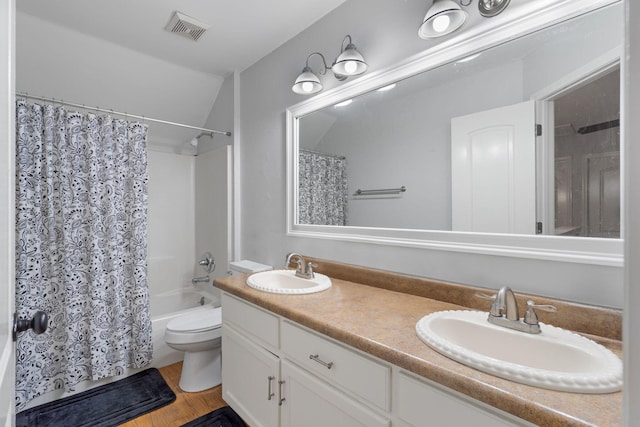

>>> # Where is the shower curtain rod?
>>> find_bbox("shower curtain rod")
[300,148,346,160]
[17,93,232,137]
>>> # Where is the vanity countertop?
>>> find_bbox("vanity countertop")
[214,260,622,427]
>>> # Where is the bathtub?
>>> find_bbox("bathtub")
[150,285,220,368]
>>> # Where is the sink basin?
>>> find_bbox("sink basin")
[415,310,622,393]
[246,269,332,294]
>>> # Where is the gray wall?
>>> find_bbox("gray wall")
[237,0,623,308]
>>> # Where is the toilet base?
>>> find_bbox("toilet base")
[179,348,222,392]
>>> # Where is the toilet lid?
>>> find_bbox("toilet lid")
[166,306,222,333]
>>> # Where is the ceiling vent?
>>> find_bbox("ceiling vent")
[165,12,210,41]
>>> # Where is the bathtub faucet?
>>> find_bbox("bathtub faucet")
[192,275,210,284]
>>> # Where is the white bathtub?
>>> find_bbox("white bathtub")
[150,285,220,368]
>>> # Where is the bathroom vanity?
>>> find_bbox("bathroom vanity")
[214,258,622,426]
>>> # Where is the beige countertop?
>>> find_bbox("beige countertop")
[214,259,622,427]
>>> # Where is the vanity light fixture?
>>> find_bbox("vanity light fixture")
[332,35,368,76]
[418,0,469,39]
[292,35,368,95]
[478,0,511,17]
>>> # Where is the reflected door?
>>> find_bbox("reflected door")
[451,100,536,234]
[585,152,620,238]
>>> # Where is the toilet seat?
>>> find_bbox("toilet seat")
[166,306,222,333]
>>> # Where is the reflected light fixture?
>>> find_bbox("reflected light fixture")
[377,83,397,92]
[334,99,353,108]
[456,52,481,63]
[292,35,368,95]
[418,0,468,39]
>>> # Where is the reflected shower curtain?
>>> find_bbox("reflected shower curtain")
[15,99,152,409]
[299,150,348,225]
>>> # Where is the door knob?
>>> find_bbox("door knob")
[13,311,48,342]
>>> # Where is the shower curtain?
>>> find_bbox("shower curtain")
[14,99,153,409]
[299,150,348,225]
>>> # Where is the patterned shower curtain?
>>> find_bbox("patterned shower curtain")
[299,150,348,225]
[14,99,153,409]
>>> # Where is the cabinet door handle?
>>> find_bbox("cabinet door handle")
[309,354,334,369]
[267,376,275,400]
[278,380,286,406]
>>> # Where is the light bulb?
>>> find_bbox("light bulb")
[344,60,358,74]
[301,82,314,93]
[432,15,451,33]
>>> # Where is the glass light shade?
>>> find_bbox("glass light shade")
[333,44,368,76]
[292,67,323,94]
[418,0,468,39]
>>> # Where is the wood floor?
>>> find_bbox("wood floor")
[119,362,229,427]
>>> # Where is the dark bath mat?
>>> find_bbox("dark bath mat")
[16,368,176,427]
[180,406,245,427]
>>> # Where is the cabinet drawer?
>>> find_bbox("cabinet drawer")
[222,293,279,350]
[281,320,390,411]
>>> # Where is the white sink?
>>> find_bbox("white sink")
[415,310,622,393]
[246,269,332,294]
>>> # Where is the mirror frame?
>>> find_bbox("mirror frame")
[286,0,623,267]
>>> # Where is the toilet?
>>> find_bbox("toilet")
[164,305,222,392]
[164,259,272,392]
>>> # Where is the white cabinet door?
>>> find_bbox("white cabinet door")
[451,100,536,234]
[280,360,390,427]
[222,324,280,427]
[396,371,532,427]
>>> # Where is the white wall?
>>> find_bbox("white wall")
[238,0,624,308]
[624,0,640,423]
[15,11,224,150]
[195,146,231,301]
[201,74,235,154]
[147,151,195,295]
[197,73,235,284]
[522,3,622,97]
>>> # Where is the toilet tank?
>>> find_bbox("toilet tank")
[229,260,272,275]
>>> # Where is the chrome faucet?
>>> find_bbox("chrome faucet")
[285,252,316,279]
[490,286,520,321]
[192,275,210,284]
[478,286,556,334]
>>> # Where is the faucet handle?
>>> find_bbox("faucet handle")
[524,300,557,325]
[475,292,502,317]
[306,262,318,278]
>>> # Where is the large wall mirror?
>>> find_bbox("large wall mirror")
[286,0,623,265]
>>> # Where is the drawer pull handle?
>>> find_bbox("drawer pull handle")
[278,380,286,406]
[309,354,334,369]
[267,375,275,400]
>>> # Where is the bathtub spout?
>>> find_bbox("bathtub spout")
[192,275,210,284]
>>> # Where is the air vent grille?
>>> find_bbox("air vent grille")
[165,12,210,41]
